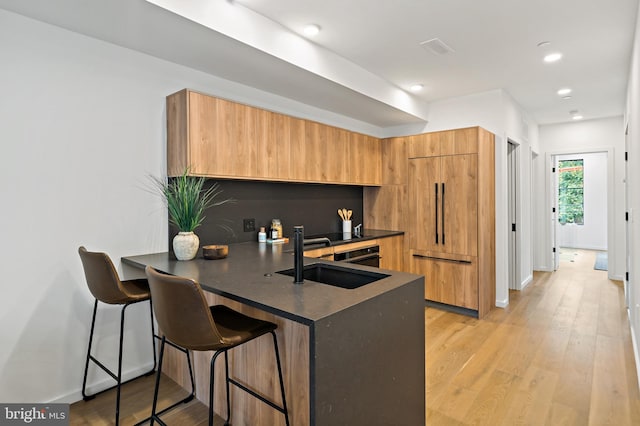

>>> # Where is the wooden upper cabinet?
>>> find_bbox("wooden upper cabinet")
[348,133,382,185]
[408,127,478,158]
[380,137,408,185]
[167,89,381,185]
[408,131,448,158]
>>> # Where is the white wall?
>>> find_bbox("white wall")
[0,9,400,403]
[422,89,538,307]
[534,117,625,280]
[557,152,608,251]
[625,0,640,388]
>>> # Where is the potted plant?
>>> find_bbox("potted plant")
[151,168,230,260]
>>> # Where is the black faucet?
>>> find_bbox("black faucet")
[293,226,332,284]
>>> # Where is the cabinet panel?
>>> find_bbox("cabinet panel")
[411,254,478,310]
[441,154,478,256]
[378,235,404,271]
[288,116,307,181]
[233,101,258,177]
[381,137,408,185]
[257,109,278,179]
[409,158,441,253]
[167,89,381,185]
[349,133,382,185]
[441,127,478,156]
[187,92,230,176]
[408,132,446,158]
[408,127,479,158]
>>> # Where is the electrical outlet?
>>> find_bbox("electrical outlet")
[243,218,256,232]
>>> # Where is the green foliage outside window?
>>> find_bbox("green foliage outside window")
[558,159,584,224]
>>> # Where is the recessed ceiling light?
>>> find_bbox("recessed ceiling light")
[572,115,583,120]
[303,24,321,36]
[410,84,424,92]
[557,88,572,96]
[544,52,563,63]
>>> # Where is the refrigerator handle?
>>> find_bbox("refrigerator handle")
[441,182,445,245]
[434,183,439,244]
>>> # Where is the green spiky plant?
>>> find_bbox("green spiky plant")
[151,168,231,232]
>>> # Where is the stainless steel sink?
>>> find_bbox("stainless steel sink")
[277,263,389,289]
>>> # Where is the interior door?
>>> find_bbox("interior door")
[625,124,631,308]
[551,156,560,270]
[409,157,440,252]
[441,154,478,256]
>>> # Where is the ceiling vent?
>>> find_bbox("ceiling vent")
[420,38,455,55]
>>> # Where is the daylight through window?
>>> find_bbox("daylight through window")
[558,159,584,224]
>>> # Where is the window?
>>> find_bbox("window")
[558,159,584,224]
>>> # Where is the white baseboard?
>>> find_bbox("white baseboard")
[495,297,509,308]
[520,274,533,290]
[533,266,554,272]
[48,362,155,404]
[630,319,640,394]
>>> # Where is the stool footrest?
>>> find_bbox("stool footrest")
[228,377,287,414]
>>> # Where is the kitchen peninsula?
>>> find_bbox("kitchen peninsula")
[122,239,425,425]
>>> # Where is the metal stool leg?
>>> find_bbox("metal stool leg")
[150,337,167,426]
[271,331,290,426]
[224,351,231,426]
[138,339,196,426]
[210,351,225,426]
[82,299,159,425]
[81,299,99,401]
[148,299,157,373]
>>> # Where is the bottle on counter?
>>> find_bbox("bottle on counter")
[258,227,267,243]
[271,219,283,239]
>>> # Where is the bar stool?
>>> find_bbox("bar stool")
[144,266,290,426]
[78,247,195,425]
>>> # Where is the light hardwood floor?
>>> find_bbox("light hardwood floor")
[427,249,640,425]
[72,249,640,425]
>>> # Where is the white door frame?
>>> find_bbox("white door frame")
[507,140,521,289]
[546,147,615,278]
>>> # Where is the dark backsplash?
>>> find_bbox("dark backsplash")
[169,179,364,247]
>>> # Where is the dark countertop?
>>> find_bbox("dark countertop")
[122,229,419,326]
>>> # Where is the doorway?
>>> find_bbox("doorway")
[550,150,610,272]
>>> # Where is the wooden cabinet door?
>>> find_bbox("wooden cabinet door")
[349,133,382,185]
[187,92,231,176]
[441,154,478,257]
[411,254,478,309]
[378,235,404,271]
[408,158,440,252]
[408,131,450,158]
[232,101,258,177]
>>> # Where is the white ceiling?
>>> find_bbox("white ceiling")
[1,0,638,128]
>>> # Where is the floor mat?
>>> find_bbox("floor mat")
[594,251,608,270]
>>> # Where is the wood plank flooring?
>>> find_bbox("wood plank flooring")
[427,249,640,425]
[69,373,216,425]
[71,249,640,425]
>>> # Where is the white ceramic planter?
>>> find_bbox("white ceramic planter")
[173,231,200,260]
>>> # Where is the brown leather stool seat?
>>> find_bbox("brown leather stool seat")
[78,247,195,425]
[145,265,290,426]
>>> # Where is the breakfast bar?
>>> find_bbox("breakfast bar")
[122,241,425,426]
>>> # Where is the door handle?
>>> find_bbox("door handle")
[441,182,445,245]
[434,183,439,244]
